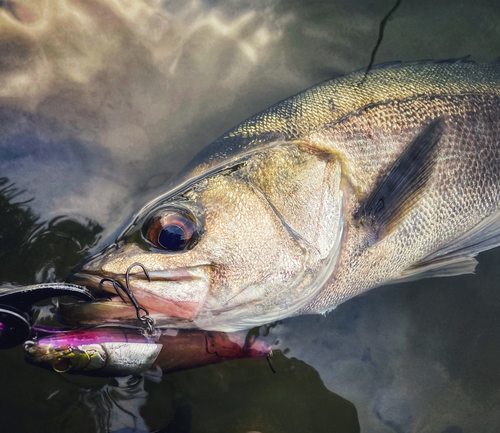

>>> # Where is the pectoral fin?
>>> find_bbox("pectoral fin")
[390,256,478,285]
[423,209,500,261]
[391,209,500,284]
[355,117,445,241]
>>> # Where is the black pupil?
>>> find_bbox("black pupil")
[158,224,186,250]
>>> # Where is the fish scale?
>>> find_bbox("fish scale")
[304,92,500,311]
[182,61,500,187]
[218,61,500,138]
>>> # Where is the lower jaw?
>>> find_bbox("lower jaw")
[67,273,206,322]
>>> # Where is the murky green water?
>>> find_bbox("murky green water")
[1,0,500,432]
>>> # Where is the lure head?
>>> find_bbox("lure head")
[24,340,107,373]
[24,330,163,376]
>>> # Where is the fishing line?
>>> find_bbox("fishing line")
[360,0,403,85]
[266,353,276,374]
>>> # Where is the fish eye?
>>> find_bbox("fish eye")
[143,207,198,251]
[53,356,72,373]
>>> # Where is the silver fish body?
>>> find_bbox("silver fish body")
[69,59,500,331]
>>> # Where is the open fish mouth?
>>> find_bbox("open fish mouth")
[67,264,212,326]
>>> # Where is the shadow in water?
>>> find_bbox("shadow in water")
[77,351,360,433]
[0,347,360,433]
[0,178,103,286]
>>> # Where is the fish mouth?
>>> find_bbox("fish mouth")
[67,265,212,324]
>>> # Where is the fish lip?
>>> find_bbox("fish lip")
[67,268,203,296]
[66,267,211,322]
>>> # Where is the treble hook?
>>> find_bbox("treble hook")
[99,278,128,304]
[100,262,156,334]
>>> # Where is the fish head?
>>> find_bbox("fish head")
[70,142,346,331]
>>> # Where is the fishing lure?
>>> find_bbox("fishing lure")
[24,326,272,376]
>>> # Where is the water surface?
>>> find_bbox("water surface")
[1,0,500,432]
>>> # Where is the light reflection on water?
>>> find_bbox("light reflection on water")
[80,376,151,433]
[1,0,500,432]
